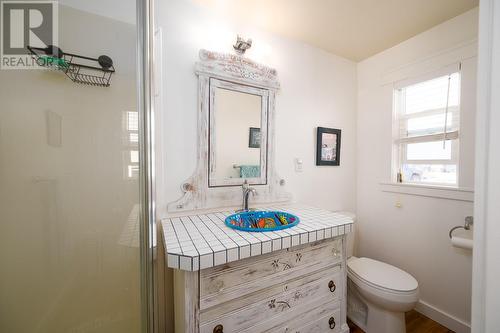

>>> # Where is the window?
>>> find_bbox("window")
[125,111,139,179]
[394,69,461,186]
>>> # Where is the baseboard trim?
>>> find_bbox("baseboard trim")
[415,300,470,333]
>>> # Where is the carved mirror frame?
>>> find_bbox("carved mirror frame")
[167,49,291,213]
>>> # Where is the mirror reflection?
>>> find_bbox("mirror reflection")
[213,87,263,182]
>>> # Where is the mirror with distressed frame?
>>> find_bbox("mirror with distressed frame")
[209,78,268,187]
[167,49,290,212]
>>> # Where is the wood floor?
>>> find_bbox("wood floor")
[348,310,454,333]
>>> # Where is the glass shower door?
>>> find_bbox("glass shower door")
[0,1,146,332]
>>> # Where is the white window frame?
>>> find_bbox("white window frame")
[393,63,462,187]
[124,111,139,180]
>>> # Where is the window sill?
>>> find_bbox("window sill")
[379,182,474,202]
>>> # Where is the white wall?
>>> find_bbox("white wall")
[356,8,478,333]
[155,0,358,218]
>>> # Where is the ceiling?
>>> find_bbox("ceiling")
[60,0,479,61]
[194,0,479,61]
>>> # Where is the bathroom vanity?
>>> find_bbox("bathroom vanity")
[161,50,353,332]
[161,204,354,333]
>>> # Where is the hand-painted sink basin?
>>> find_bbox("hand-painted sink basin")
[225,210,300,232]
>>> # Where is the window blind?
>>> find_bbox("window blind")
[393,65,461,186]
[396,72,460,144]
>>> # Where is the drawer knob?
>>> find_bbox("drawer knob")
[213,324,223,333]
[328,280,336,293]
[329,317,336,329]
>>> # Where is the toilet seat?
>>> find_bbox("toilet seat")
[347,257,418,293]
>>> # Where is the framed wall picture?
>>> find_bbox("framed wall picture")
[316,127,341,166]
[248,127,261,148]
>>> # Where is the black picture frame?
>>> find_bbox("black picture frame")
[316,127,341,166]
[248,127,261,148]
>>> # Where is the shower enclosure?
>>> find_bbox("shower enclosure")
[0,0,155,332]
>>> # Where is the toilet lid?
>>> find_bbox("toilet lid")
[348,257,418,292]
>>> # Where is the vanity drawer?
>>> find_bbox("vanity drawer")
[199,265,342,333]
[200,238,342,309]
[201,264,342,322]
[277,308,342,333]
[235,298,340,333]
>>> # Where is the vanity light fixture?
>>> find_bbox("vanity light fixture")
[233,35,252,55]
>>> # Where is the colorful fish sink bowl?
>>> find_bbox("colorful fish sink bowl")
[225,210,300,232]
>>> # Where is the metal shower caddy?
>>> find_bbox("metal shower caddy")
[27,45,115,87]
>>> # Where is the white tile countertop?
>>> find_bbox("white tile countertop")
[161,204,355,271]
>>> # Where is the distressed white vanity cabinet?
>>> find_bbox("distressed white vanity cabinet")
[161,204,354,333]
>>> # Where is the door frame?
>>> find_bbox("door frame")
[137,0,157,332]
[471,0,500,331]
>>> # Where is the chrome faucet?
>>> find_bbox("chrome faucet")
[242,182,257,212]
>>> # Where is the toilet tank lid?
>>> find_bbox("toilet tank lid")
[348,257,418,292]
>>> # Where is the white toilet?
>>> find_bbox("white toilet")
[346,231,419,333]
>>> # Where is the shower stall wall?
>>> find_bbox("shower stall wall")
[0,1,154,332]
